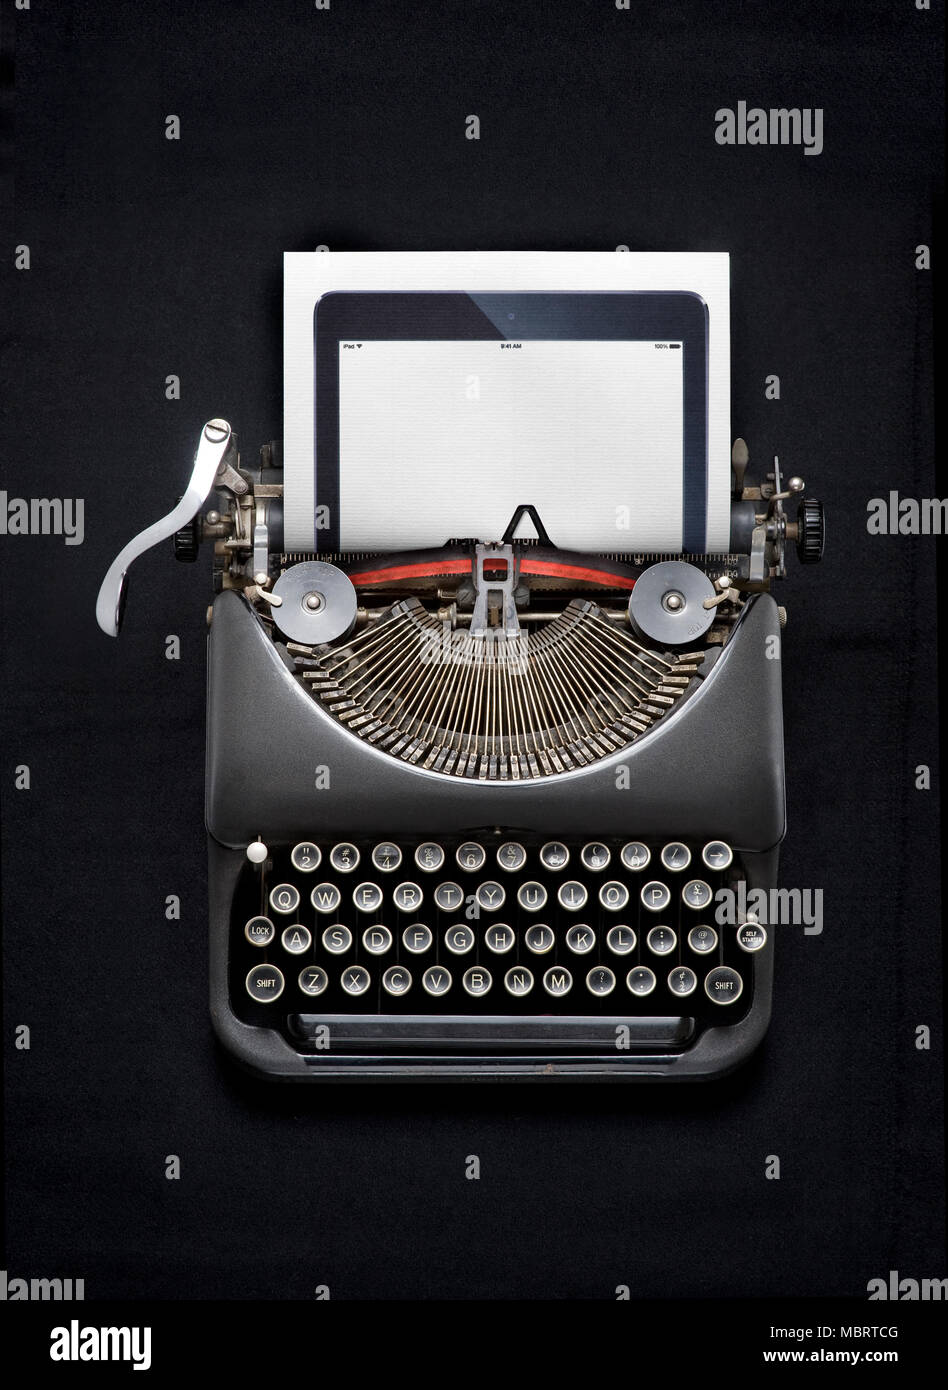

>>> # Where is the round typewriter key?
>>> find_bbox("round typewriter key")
[516,881,547,912]
[543,966,573,998]
[298,966,328,997]
[565,924,596,955]
[422,965,452,997]
[539,841,570,871]
[456,842,486,873]
[524,924,555,955]
[382,965,412,997]
[281,925,312,955]
[485,923,515,954]
[660,842,691,872]
[371,842,402,873]
[476,880,506,912]
[332,839,361,872]
[415,842,445,873]
[330,842,360,874]
[668,966,697,997]
[702,840,734,871]
[580,842,611,871]
[310,882,342,915]
[626,966,657,997]
[269,883,300,915]
[353,882,383,914]
[586,966,616,997]
[246,964,284,1002]
[463,966,493,997]
[444,924,475,955]
[341,965,371,997]
[504,966,534,997]
[737,921,767,952]
[291,842,322,873]
[640,881,671,913]
[434,881,464,913]
[620,841,651,871]
[362,925,393,956]
[682,879,713,910]
[705,965,743,1004]
[322,924,352,955]
[599,880,630,912]
[688,925,718,954]
[402,923,433,954]
[606,925,637,955]
[393,881,424,913]
[244,916,275,947]
[557,880,588,912]
[647,926,677,956]
[497,841,527,872]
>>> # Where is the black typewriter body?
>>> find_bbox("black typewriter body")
[96,288,823,1083]
[207,575,784,1081]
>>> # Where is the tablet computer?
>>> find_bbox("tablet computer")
[313,290,710,554]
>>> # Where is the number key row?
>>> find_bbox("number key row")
[284,839,735,876]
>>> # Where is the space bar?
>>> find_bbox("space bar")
[288,1014,694,1052]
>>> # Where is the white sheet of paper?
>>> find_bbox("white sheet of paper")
[284,252,731,553]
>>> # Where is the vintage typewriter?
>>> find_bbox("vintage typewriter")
[97,285,823,1081]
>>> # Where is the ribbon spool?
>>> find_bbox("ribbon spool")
[627,561,716,647]
[271,562,358,645]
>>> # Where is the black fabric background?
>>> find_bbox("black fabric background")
[1,0,944,1302]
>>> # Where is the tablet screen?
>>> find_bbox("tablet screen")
[314,292,709,553]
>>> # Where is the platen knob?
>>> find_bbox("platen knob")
[795,498,825,565]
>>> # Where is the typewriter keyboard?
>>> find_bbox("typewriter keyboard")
[230,835,758,1048]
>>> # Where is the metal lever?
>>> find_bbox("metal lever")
[95,418,233,636]
[469,543,521,638]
